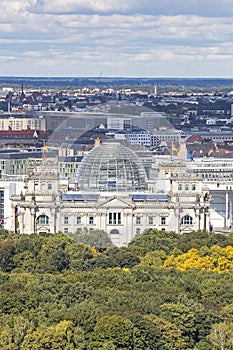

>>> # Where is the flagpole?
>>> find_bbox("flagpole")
[43,140,48,161]
[43,140,46,161]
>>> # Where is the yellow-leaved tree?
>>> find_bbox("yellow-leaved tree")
[163,245,233,272]
[163,248,213,271]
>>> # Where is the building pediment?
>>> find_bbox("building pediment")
[98,196,134,209]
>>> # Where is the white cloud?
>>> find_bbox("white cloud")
[0,0,232,76]
[30,0,135,14]
[28,0,233,17]
[130,53,151,61]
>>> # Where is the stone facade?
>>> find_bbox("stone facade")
[11,160,211,246]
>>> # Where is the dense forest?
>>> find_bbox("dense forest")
[1,228,233,349]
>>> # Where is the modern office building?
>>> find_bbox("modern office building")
[150,129,184,149]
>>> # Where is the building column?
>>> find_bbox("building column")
[21,212,25,234]
[125,212,133,243]
[200,208,204,230]
[226,190,229,228]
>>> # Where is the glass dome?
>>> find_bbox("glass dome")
[77,142,148,192]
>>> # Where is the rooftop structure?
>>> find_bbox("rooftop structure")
[188,157,233,182]
[77,142,148,192]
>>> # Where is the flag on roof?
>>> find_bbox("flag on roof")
[187,151,195,161]
[43,143,48,152]
[43,142,49,161]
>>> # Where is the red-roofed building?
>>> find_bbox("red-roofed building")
[186,135,203,143]
[0,129,50,148]
[0,130,48,138]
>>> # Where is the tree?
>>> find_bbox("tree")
[37,233,93,272]
[139,249,167,268]
[207,323,233,350]
[127,313,187,350]
[177,231,233,252]
[103,247,140,268]
[90,315,134,349]
[12,234,44,272]
[21,320,85,350]
[68,229,113,251]
[0,228,11,239]
[0,315,33,349]
[0,240,15,272]
[160,302,197,348]
[129,229,179,256]
[70,300,101,334]
[50,247,70,272]
[163,248,213,271]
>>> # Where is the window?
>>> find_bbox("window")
[161,216,166,225]
[0,190,4,227]
[76,216,81,225]
[89,216,94,225]
[64,216,69,225]
[178,184,182,190]
[36,215,49,225]
[48,183,52,190]
[136,216,141,225]
[181,215,193,225]
[185,184,189,191]
[211,196,226,215]
[64,228,68,233]
[110,229,120,235]
[136,228,141,235]
[192,184,196,191]
[148,216,153,225]
[108,212,121,225]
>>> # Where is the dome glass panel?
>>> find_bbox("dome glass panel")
[77,142,147,192]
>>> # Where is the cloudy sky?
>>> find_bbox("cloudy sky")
[0,0,233,77]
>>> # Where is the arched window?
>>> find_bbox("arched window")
[36,215,49,225]
[181,215,193,225]
[185,184,189,191]
[178,184,182,190]
[48,183,52,190]
[110,229,120,235]
[192,184,196,191]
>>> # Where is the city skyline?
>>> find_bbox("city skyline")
[0,0,233,78]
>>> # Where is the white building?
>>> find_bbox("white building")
[115,132,151,147]
[151,151,233,232]
[0,115,46,131]
[150,129,184,149]
[189,157,233,230]
[0,180,24,230]
[11,142,210,246]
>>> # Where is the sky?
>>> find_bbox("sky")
[0,0,233,77]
